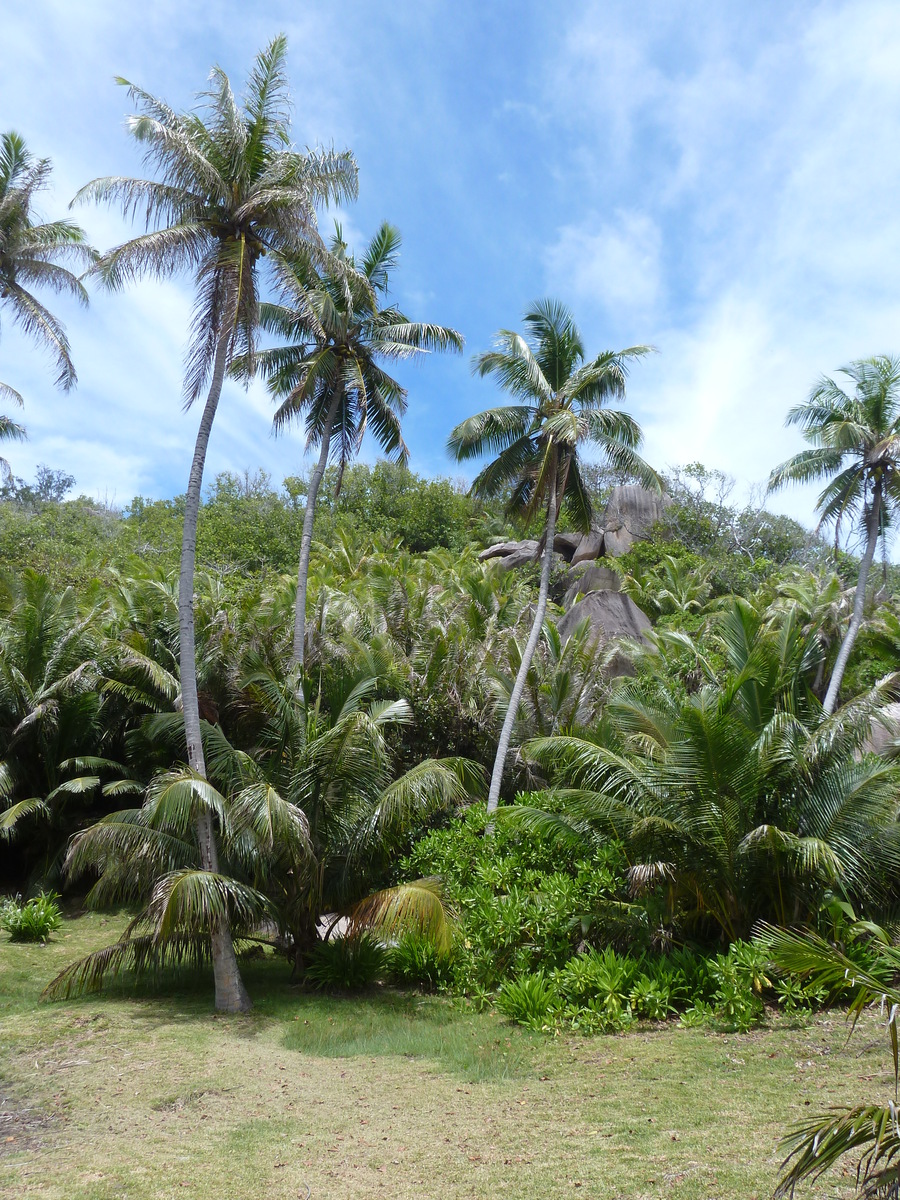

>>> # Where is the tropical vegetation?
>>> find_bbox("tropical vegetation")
[4,33,900,1199]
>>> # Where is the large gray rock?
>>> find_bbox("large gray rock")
[552,532,584,560]
[479,539,539,562]
[557,590,652,675]
[599,485,670,557]
[863,704,900,756]
[563,565,621,609]
[497,546,540,572]
[571,530,605,565]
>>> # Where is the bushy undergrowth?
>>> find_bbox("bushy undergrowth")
[1,892,63,942]
[305,933,388,992]
[391,806,891,1035]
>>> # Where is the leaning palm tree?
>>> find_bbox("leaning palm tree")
[769,356,900,716]
[0,131,94,467]
[76,35,357,1011]
[448,299,659,814]
[246,222,463,666]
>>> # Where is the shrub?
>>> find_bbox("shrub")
[495,972,560,1030]
[388,932,456,992]
[305,934,387,992]
[0,892,63,943]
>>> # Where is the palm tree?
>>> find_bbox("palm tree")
[246,222,463,666]
[758,924,900,1198]
[769,356,900,716]
[77,35,357,1011]
[518,601,900,941]
[448,299,659,815]
[45,665,477,997]
[0,131,94,471]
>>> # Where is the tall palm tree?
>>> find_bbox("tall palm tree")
[246,222,463,666]
[769,356,900,716]
[77,35,357,1012]
[448,299,659,814]
[0,131,94,470]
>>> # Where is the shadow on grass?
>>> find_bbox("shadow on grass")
[30,941,538,1084]
[281,988,539,1083]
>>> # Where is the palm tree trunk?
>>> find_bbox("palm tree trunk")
[179,327,251,1014]
[292,385,342,667]
[822,483,883,717]
[486,453,559,816]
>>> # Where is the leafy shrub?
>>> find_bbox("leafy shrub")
[709,953,762,1032]
[554,947,640,1015]
[305,934,387,992]
[388,932,456,992]
[629,975,673,1021]
[0,892,63,943]
[495,972,560,1030]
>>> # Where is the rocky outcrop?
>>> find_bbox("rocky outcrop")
[478,485,669,573]
[863,704,900,756]
[557,590,652,676]
[599,485,670,557]
[562,564,621,609]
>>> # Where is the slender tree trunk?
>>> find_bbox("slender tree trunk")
[180,327,251,1014]
[822,483,883,717]
[486,453,559,816]
[292,386,342,667]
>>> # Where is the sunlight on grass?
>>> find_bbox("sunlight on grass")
[1,913,890,1200]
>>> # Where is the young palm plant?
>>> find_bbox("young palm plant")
[76,36,357,1011]
[244,222,463,666]
[517,600,900,941]
[758,923,900,1198]
[45,666,479,998]
[769,356,900,715]
[448,299,659,814]
[0,131,95,470]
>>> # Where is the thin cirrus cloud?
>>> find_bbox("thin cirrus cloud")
[0,0,897,546]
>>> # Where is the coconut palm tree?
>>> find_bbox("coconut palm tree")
[245,222,463,666]
[769,356,900,716]
[0,131,94,470]
[77,35,357,1011]
[448,299,659,814]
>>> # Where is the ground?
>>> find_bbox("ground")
[0,913,890,1200]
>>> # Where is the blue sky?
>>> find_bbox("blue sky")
[3,0,900,539]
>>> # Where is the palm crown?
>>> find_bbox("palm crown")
[77,35,358,402]
[769,355,900,715]
[0,131,94,392]
[769,355,900,545]
[448,299,658,528]
[256,221,464,481]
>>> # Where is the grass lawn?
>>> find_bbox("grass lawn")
[0,912,889,1200]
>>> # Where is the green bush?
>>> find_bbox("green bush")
[305,934,387,992]
[1,892,63,942]
[495,971,560,1031]
[388,932,456,992]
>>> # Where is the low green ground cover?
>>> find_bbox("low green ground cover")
[0,912,890,1200]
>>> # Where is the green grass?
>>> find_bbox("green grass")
[0,912,890,1199]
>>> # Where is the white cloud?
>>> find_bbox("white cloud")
[544,212,663,317]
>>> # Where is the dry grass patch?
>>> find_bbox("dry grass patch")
[0,913,890,1199]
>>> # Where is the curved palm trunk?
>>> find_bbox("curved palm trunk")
[292,386,342,667]
[822,483,883,717]
[486,454,559,816]
[180,328,251,1014]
